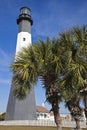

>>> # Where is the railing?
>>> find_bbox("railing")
[62,120,86,128]
[0,120,55,126]
[0,120,86,128]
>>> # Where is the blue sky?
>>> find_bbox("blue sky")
[0,0,87,113]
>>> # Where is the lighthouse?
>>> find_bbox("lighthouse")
[5,7,37,120]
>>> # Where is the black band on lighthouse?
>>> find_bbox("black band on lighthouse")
[17,14,33,25]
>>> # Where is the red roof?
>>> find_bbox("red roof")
[36,106,49,113]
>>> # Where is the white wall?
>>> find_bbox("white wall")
[16,32,31,53]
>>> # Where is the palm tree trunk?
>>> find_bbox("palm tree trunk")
[74,118,80,130]
[52,102,62,130]
[84,94,87,125]
[67,96,82,130]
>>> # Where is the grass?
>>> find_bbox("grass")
[0,126,86,130]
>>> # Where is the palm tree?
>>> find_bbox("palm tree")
[11,38,63,130]
[59,63,84,130]
[73,26,87,125]
[58,26,87,130]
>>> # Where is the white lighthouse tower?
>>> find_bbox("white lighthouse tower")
[5,7,37,120]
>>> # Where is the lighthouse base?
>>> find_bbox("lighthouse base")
[5,86,37,120]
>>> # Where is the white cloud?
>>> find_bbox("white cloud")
[0,48,12,85]
[0,48,12,68]
[0,79,10,84]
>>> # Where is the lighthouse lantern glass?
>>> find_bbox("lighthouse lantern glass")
[20,7,30,15]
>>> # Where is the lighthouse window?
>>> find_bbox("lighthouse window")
[21,8,29,15]
[23,38,26,41]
